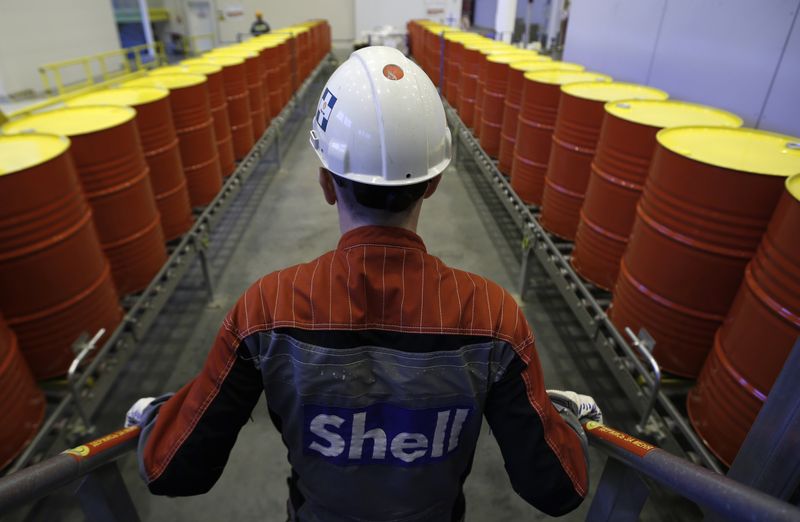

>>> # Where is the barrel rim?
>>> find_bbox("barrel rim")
[66,86,169,108]
[510,60,578,73]
[153,63,222,75]
[523,70,612,85]
[487,52,541,64]
[788,173,800,201]
[1,105,136,137]
[195,54,246,67]
[561,81,668,102]
[656,126,800,177]
[604,99,743,129]
[125,73,207,90]
[206,47,259,59]
[0,132,71,176]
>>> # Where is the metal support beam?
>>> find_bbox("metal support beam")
[586,458,650,522]
[726,338,800,502]
[77,463,140,522]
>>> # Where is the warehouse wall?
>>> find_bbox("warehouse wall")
[0,0,121,97]
[563,0,800,135]
[354,0,463,38]
[214,0,354,46]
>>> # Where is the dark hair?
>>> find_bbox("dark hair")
[332,173,429,213]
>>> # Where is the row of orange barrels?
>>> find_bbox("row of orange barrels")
[0,20,331,471]
[408,19,800,467]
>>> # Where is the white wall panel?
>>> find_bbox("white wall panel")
[354,0,462,38]
[648,0,798,126]
[754,8,800,136]
[563,0,665,84]
[0,0,120,96]
[214,0,354,45]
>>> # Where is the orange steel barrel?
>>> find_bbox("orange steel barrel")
[4,107,167,296]
[479,52,541,158]
[688,173,800,466]
[241,39,284,119]
[271,36,293,106]
[457,42,487,127]
[207,48,266,138]
[443,33,483,106]
[510,71,611,205]
[124,74,223,207]
[610,127,800,378]
[295,28,311,81]
[167,62,236,176]
[0,313,44,468]
[539,83,669,240]
[67,88,194,241]
[497,59,578,175]
[0,134,122,378]
[473,45,515,135]
[572,101,742,290]
[197,55,254,161]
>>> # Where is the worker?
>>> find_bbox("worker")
[251,10,270,35]
[125,46,601,521]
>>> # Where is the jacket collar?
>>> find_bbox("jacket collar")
[337,226,427,253]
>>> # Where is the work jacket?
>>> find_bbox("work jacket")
[251,20,270,35]
[137,226,589,521]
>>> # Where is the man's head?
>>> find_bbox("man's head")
[255,10,263,20]
[310,46,451,232]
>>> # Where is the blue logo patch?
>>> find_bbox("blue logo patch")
[303,403,473,467]
[315,87,337,132]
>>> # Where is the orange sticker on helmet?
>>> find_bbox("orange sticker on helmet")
[383,64,404,81]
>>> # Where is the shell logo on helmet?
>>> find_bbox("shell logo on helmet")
[309,45,452,187]
[315,87,337,132]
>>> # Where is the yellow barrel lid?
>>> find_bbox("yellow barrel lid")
[123,73,206,90]
[2,106,136,136]
[444,32,486,42]
[511,60,579,74]
[67,87,168,108]
[464,41,508,51]
[562,82,668,102]
[254,34,290,43]
[605,99,743,129]
[524,70,612,85]
[152,63,221,75]
[787,173,800,201]
[240,39,282,50]
[207,47,258,58]
[0,133,70,176]
[487,52,541,64]
[657,127,800,177]
[196,54,245,67]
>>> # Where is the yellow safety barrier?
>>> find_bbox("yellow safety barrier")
[39,42,168,96]
[6,70,150,121]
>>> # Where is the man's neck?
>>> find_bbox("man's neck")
[337,207,421,236]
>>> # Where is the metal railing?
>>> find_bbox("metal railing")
[2,421,798,521]
[0,427,141,521]
[39,43,168,95]
[443,98,723,472]
[584,423,800,521]
[3,54,335,481]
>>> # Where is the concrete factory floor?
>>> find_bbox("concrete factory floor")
[22,83,698,522]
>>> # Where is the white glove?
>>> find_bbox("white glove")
[125,397,156,427]
[547,389,603,424]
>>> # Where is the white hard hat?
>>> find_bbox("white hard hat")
[309,46,452,186]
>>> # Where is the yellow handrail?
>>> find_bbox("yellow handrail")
[8,70,150,120]
[39,42,168,96]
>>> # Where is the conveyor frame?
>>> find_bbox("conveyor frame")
[444,100,724,473]
[3,55,336,477]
